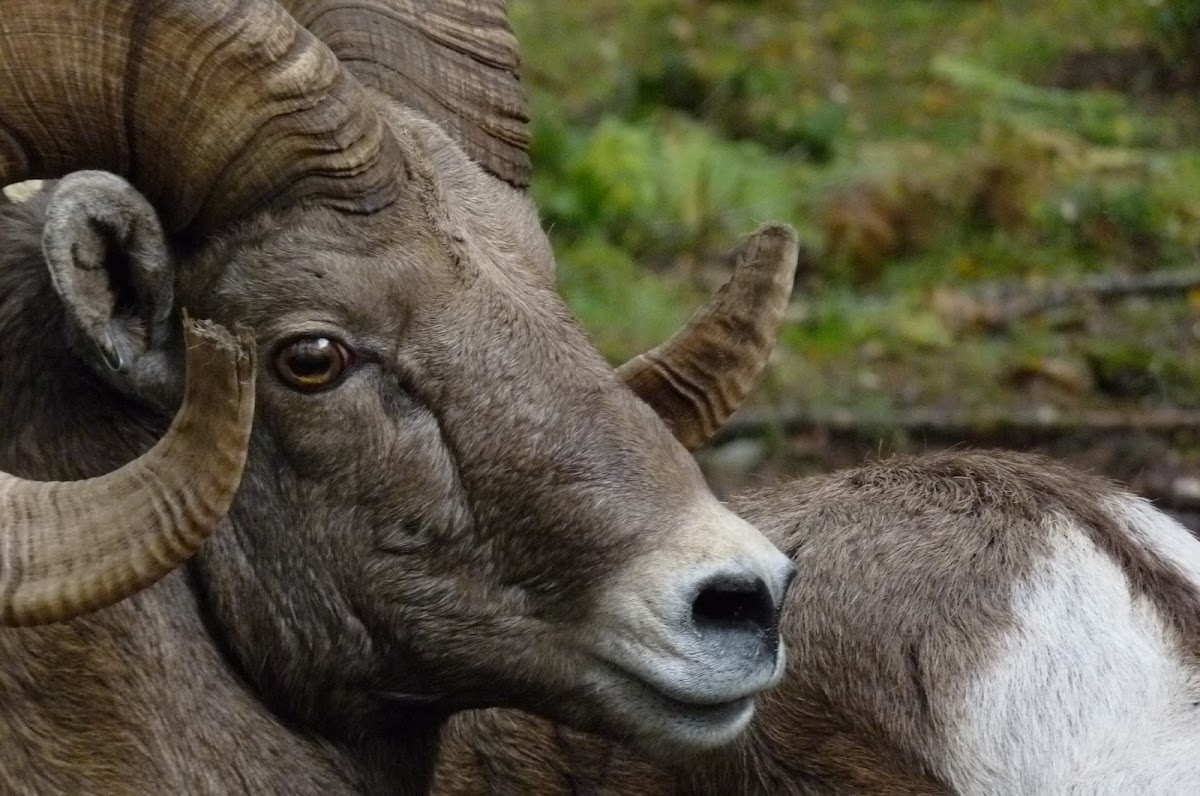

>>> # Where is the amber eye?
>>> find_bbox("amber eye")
[272,336,353,393]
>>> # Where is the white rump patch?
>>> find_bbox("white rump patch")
[941,507,1200,795]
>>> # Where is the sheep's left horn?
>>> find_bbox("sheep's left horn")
[0,317,256,626]
[619,224,799,450]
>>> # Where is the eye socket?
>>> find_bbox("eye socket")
[272,336,354,393]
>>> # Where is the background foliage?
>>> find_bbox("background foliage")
[512,0,1200,508]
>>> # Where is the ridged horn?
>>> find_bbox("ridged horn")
[0,0,403,238]
[618,224,799,450]
[279,0,531,188]
[0,317,256,626]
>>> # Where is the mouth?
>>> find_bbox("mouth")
[587,656,760,751]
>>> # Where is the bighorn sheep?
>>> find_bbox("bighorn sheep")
[0,2,803,792]
[435,451,1200,794]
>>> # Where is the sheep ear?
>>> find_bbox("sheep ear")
[42,171,183,410]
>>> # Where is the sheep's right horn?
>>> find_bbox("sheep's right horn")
[278,0,531,188]
[0,0,402,239]
[619,224,799,450]
[0,317,256,626]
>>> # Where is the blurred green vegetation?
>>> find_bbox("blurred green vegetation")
[511,0,1200,425]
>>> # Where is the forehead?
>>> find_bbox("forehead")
[208,195,558,348]
[210,203,458,335]
[198,123,560,340]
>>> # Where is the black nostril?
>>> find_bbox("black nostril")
[691,574,777,642]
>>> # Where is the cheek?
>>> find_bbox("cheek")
[369,414,473,554]
[261,378,473,545]
[362,544,541,683]
[258,374,374,476]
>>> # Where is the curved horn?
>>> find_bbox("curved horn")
[279,0,531,188]
[0,0,403,238]
[0,318,256,626]
[618,224,799,451]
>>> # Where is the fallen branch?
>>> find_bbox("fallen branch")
[712,405,1200,448]
[975,267,1200,329]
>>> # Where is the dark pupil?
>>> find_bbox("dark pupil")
[288,340,335,378]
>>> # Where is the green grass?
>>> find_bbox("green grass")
[512,0,1200,420]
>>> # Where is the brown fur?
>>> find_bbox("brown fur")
[434,450,1200,794]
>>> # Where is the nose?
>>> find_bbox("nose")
[587,507,796,711]
[690,559,796,655]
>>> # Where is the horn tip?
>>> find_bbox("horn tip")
[745,222,800,259]
[751,221,798,241]
[180,316,258,381]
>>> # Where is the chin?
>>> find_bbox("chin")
[577,657,772,758]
